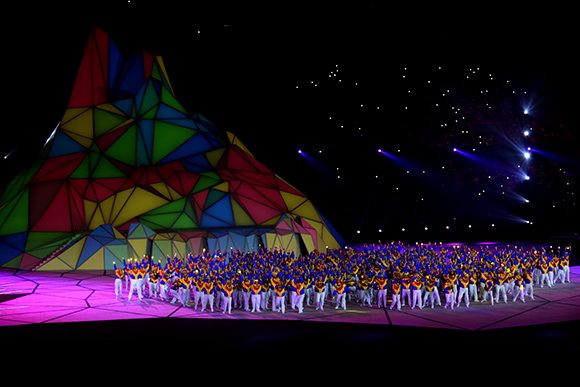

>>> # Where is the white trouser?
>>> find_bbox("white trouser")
[201,293,214,311]
[291,291,297,309]
[554,269,565,284]
[170,289,180,304]
[295,294,305,313]
[482,290,494,305]
[160,284,168,300]
[243,292,250,311]
[548,271,554,286]
[261,290,269,310]
[495,284,507,303]
[362,290,372,307]
[401,289,411,306]
[512,286,525,303]
[456,287,469,307]
[390,294,401,310]
[124,275,130,291]
[524,283,534,299]
[194,290,203,309]
[222,296,232,314]
[276,296,285,313]
[180,288,190,306]
[433,287,442,306]
[411,289,423,309]
[564,266,570,282]
[128,279,143,301]
[377,289,387,308]
[423,291,434,308]
[540,273,551,288]
[468,284,479,302]
[315,292,325,310]
[335,293,346,309]
[444,293,455,309]
[251,294,261,312]
[115,278,123,299]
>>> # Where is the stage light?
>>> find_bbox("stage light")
[453,148,457,152]
[468,225,472,228]
[356,230,360,234]
[523,151,531,160]
[491,224,495,227]
[298,149,302,154]
[378,229,382,233]
[524,175,530,181]
[424,227,428,231]
[523,130,530,136]
[524,108,529,115]
[378,148,382,153]
[401,228,406,232]
[525,199,530,203]
[445,226,449,230]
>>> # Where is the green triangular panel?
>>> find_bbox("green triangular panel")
[205,189,226,209]
[161,86,186,113]
[152,122,194,163]
[192,172,221,193]
[94,108,128,137]
[172,213,198,229]
[71,154,91,178]
[93,156,126,178]
[106,124,137,166]
[0,190,29,235]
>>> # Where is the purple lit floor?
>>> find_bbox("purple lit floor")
[1,267,579,331]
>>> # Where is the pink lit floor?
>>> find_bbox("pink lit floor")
[1,267,579,331]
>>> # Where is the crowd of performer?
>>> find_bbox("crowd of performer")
[112,243,572,313]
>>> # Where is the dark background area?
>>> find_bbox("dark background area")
[0,1,577,246]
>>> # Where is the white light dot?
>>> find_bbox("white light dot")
[468,225,472,228]
[378,229,382,233]
[424,227,428,231]
[356,230,360,234]
[401,228,406,232]
[491,223,495,227]
[445,226,450,230]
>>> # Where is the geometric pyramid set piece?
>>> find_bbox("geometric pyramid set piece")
[0,28,342,270]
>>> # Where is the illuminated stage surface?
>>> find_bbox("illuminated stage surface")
[1,267,578,331]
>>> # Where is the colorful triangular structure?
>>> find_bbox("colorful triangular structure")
[0,28,342,270]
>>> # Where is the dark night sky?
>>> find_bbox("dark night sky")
[1,1,578,244]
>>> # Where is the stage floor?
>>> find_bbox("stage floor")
[1,267,579,331]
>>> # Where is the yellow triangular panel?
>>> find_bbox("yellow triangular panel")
[61,108,94,138]
[151,182,173,200]
[213,181,229,192]
[206,148,225,167]
[226,131,253,156]
[128,239,147,258]
[37,258,72,271]
[62,108,90,125]
[77,249,104,270]
[113,188,167,226]
[232,200,254,225]
[300,234,316,253]
[280,191,307,211]
[293,200,322,222]
[65,131,93,148]
[58,238,86,268]
[156,56,173,93]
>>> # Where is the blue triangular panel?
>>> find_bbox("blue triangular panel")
[160,134,215,164]
[113,99,134,115]
[49,132,86,157]
[157,104,188,120]
[77,237,104,267]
